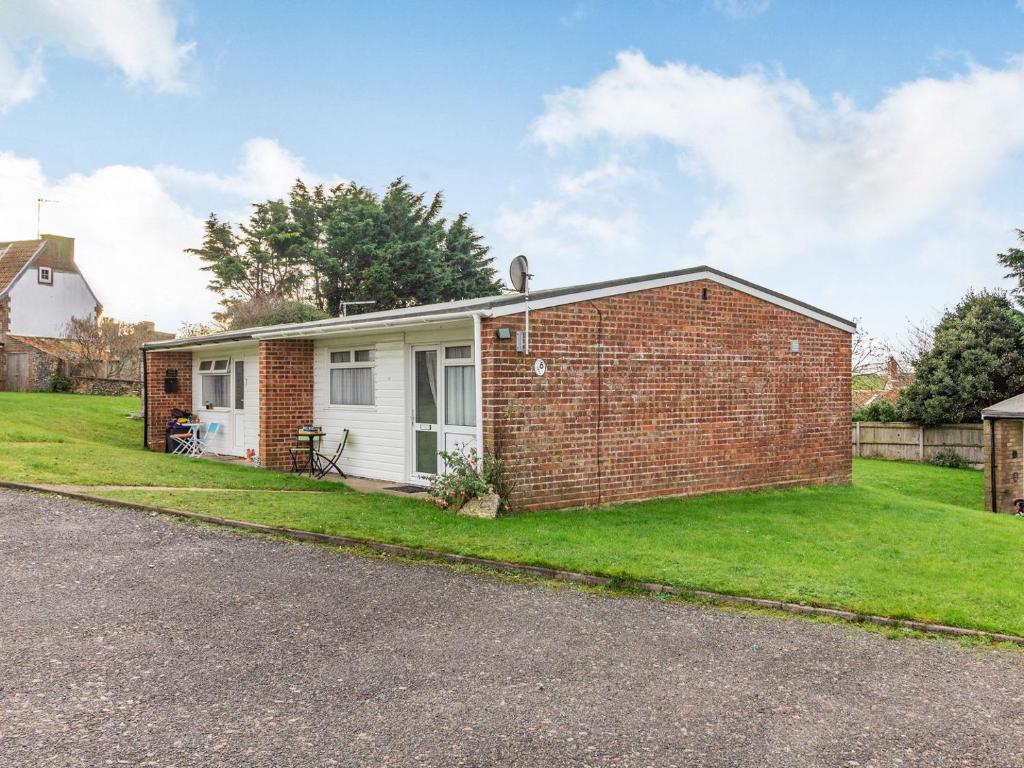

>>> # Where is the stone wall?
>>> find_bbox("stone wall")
[481,278,852,511]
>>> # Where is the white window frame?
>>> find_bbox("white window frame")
[37,266,53,285]
[198,357,232,411]
[442,343,476,429]
[327,347,376,409]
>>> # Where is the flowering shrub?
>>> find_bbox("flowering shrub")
[427,448,511,513]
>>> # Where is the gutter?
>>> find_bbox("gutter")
[253,310,491,340]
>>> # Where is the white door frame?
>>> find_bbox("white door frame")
[231,359,246,455]
[407,340,479,482]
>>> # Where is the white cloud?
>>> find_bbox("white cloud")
[0,0,193,110]
[0,138,334,331]
[495,198,640,263]
[156,138,321,200]
[712,0,770,19]
[555,157,642,196]
[531,51,1024,267]
[0,151,213,330]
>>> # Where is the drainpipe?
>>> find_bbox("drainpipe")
[989,416,998,513]
[141,347,148,450]
[472,312,485,463]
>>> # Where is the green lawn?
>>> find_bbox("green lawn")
[3,392,1023,637]
[0,393,337,491]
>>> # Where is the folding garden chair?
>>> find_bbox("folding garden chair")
[313,429,349,479]
[192,422,222,457]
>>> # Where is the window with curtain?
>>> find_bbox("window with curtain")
[329,349,375,406]
[202,373,229,408]
[443,345,475,427]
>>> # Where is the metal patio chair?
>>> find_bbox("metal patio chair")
[313,429,349,479]
[192,422,222,457]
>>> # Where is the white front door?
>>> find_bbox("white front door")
[232,359,245,454]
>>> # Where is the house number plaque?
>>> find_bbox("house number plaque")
[533,359,546,376]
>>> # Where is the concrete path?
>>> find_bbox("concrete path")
[2,488,1022,767]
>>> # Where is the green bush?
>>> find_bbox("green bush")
[49,374,73,393]
[427,448,490,512]
[929,448,971,470]
[852,399,901,422]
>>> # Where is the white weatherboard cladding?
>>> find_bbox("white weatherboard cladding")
[7,269,98,336]
[312,322,476,483]
[191,346,259,457]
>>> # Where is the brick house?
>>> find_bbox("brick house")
[982,394,1024,513]
[143,266,854,510]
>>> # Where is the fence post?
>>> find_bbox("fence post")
[855,421,861,458]
[919,426,925,462]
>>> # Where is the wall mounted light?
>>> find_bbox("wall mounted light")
[495,327,512,340]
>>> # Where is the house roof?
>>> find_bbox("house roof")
[0,236,102,310]
[0,240,46,295]
[982,393,1024,419]
[145,265,857,350]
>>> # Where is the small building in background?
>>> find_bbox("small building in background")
[0,234,172,393]
[982,394,1024,513]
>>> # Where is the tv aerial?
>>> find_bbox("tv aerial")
[509,255,533,354]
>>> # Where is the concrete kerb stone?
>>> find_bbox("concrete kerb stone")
[2,479,1022,647]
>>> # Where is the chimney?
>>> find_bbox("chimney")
[885,356,900,389]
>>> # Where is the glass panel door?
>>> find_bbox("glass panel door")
[232,360,245,453]
[413,348,439,476]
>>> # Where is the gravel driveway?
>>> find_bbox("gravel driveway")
[2,488,1024,767]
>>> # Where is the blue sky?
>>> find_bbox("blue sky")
[3,1,1024,342]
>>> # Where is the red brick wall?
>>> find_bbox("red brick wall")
[481,279,852,511]
[984,419,1023,513]
[258,339,314,470]
[144,350,193,450]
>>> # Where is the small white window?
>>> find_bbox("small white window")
[199,358,231,408]
[37,266,53,285]
[198,359,230,374]
[329,348,375,406]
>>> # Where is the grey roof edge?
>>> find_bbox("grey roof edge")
[982,393,1024,418]
[143,265,856,350]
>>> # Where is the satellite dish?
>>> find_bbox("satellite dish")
[510,254,531,293]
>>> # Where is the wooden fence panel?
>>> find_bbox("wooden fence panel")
[852,421,983,467]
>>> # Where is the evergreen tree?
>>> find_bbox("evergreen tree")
[897,290,1024,425]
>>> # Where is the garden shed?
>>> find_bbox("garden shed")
[982,393,1024,513]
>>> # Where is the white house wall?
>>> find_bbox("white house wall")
[312,322,475,483]
[7,269,97,337]
[191,345,259,457]
[313,334,407,483]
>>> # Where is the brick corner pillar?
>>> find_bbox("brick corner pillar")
[258,339,314,470]
[144,350,193,451]
[984,418,1024,513]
